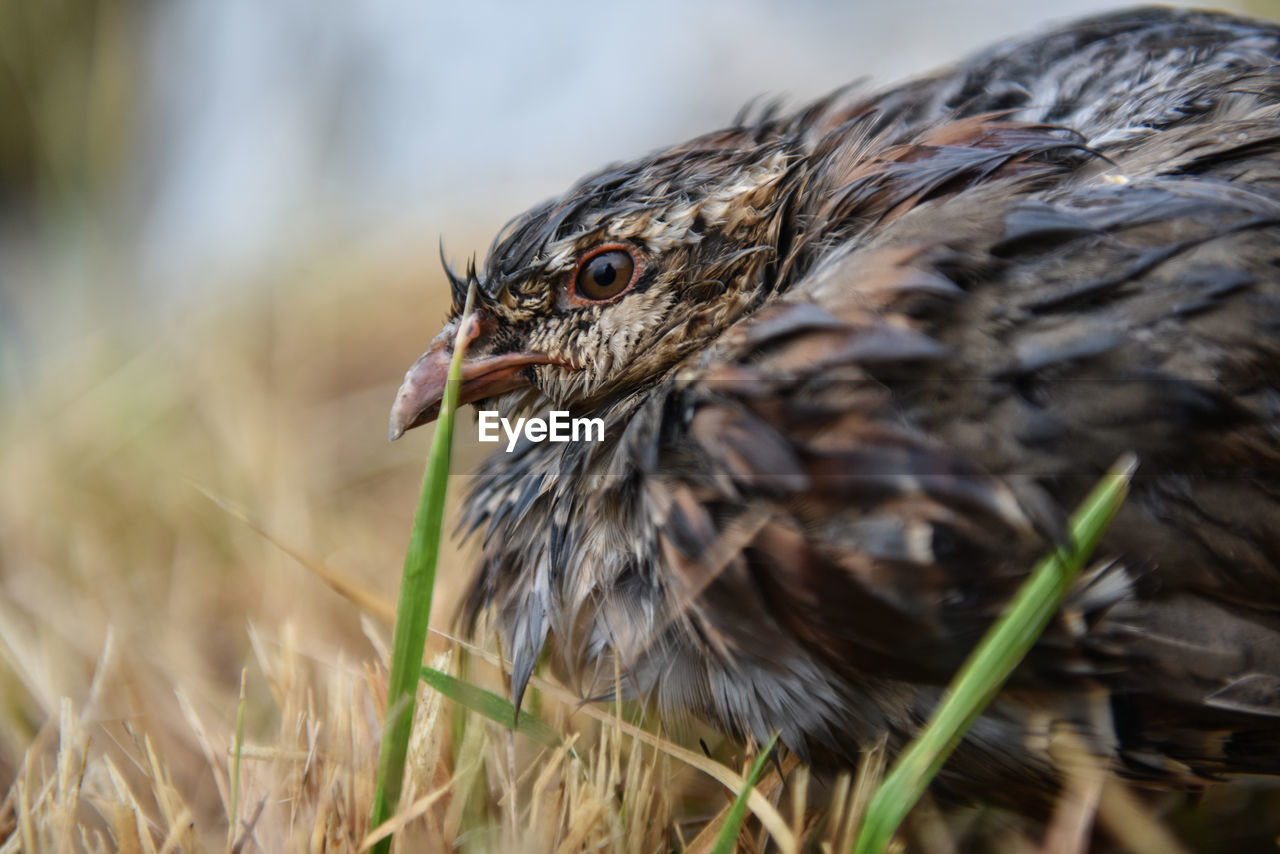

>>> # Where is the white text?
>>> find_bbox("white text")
[477,410,605,452]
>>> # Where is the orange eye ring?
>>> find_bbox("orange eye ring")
[570,244,641,303]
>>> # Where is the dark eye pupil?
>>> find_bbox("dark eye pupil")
[591,259,617,287]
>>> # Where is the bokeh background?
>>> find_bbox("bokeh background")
[2,1,1276,848]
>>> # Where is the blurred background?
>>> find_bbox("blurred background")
[2,0,1276,848]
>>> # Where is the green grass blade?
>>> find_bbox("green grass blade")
[369,280,477,853]
[711,733,780,854]
[420,665,564,751]
[854,454,1136,854]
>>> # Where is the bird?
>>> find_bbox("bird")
[389,6,1280,811]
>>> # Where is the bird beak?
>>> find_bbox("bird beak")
[388,309,568,440]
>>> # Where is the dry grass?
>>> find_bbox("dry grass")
[0,241,445,850]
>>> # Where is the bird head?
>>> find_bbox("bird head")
[388,128,798,438]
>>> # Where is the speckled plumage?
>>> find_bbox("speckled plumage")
[391,7,1280,806]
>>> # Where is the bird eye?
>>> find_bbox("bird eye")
[574,247,635,301]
